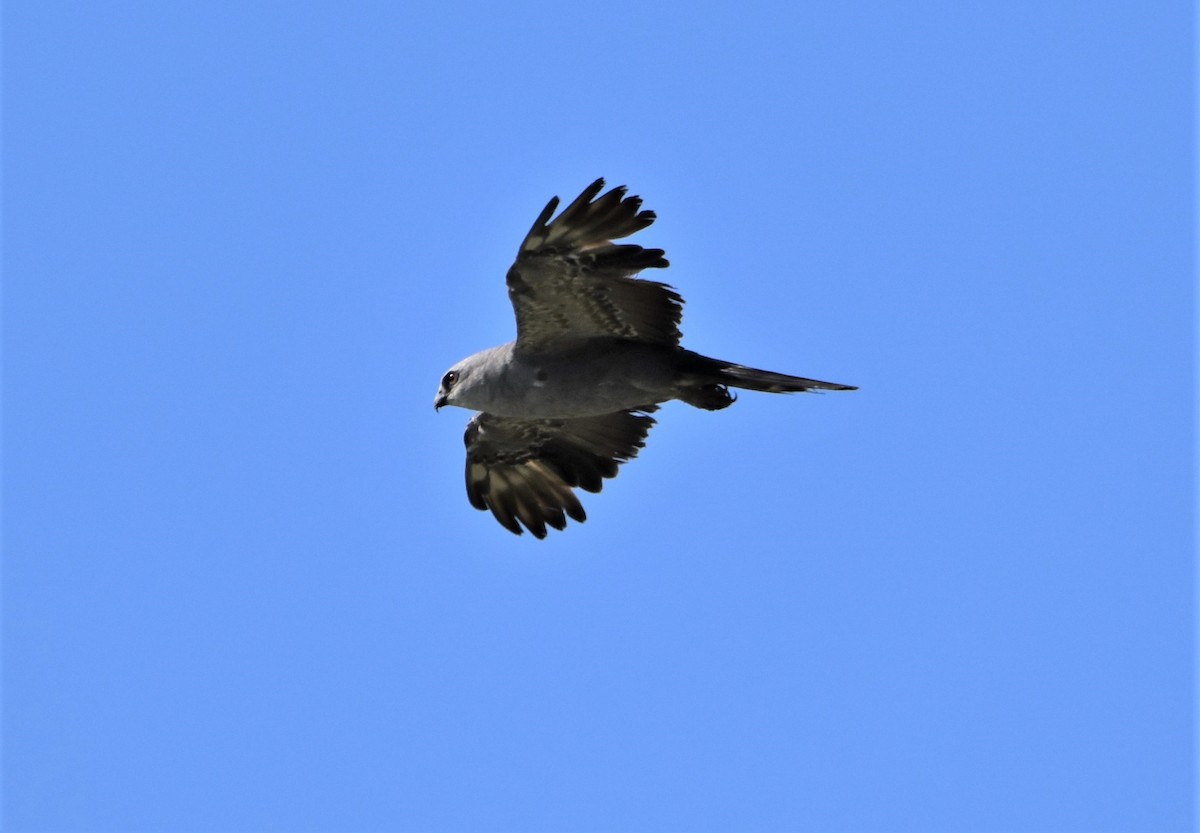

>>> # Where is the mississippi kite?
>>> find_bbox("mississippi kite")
[435,178,855,537]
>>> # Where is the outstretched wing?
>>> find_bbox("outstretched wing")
[463,407,657,538]
[507,178,682,354]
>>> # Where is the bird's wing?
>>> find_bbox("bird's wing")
[463,407,657,538]
[506,178,682,354]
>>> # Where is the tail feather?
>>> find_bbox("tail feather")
[717,363,857,393]
[676,352,856,410]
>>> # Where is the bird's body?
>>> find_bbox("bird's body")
[435,178,855,537]
[438,338,677,419]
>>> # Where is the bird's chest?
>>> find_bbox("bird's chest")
[500,351,656,418]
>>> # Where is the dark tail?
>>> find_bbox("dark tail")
[677,352,857,410]
[717,363,857,393]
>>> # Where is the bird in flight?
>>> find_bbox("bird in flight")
[435,178,855,538]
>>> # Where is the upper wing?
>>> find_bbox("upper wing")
[506,178,682,354]
[463,407,657,538]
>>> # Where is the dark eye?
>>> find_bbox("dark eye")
[442,370,458,388]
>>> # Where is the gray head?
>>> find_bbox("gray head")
[435,343,515,411]
[434,361,466,411]
[434,353,492,411]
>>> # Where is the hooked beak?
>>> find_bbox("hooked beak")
[434,393,447,411]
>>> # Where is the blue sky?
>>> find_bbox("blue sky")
[4,2,1194,831]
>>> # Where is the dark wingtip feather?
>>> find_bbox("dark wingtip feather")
[564,502,587,524]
